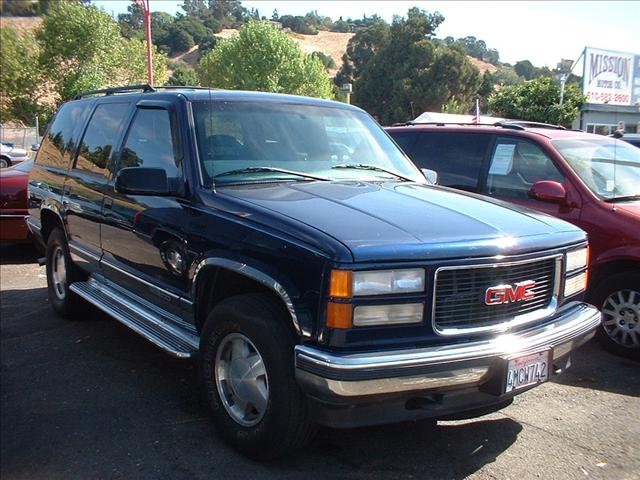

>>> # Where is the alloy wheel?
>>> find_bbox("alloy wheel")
[215,333,269,427]
[51,246,67,300]
[602,289,640,348]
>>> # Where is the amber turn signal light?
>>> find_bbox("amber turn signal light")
[326,302,353,329]
[329,269,353,298]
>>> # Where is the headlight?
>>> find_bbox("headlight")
[353,303,424,327]
[564,271,587,297]
[566,247,588,273]
[330,268,425,298]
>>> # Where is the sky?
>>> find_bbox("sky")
[92,0,640,71]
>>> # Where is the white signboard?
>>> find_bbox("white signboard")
[583,47,634,105]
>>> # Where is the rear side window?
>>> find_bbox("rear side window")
[485,137,564,199]
[409,132,492,192]
[389,132,418,155]
[36,101,90,170]
[119,108,181,179]
[75,102,130,177]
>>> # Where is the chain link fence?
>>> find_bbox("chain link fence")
[0,125,39,148]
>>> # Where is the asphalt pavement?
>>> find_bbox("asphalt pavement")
[1,244,639,480]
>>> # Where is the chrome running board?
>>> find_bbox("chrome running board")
[70,278,198,358]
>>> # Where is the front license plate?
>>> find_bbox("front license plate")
[505,350,551,393]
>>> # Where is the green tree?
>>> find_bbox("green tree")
[197,20,332,98]
[0,26,43,123]
[352,9,479,124]
[37,2,168,101]
[168,65,199,86]
[488,77,585,127]
[334,19,389,85]
[311,51,336,70]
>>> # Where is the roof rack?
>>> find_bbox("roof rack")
[155,85,218,91]
[495,120,566,130]
[73,84,156,100]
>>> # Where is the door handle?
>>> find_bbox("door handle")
[103,197,113,209]
[62,184,70,195]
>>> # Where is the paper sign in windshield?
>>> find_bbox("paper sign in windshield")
[489,144,516,175]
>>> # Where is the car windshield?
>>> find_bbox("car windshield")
[552,137,640,201]
[192,100,425,186]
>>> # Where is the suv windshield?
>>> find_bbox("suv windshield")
[192,101,424,186]
[552,137,640,201]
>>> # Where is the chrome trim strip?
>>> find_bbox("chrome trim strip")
[69,242,101,261]
[193,257,303,337]
[431,253,563,336]
[295,303,600,397]
[101,256,183,302]
[0,214,29,218]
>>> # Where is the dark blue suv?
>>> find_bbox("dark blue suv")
[27,85,600,459]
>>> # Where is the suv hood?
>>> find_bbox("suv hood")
[221,181,585,262]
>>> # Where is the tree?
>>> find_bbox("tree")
[488,77,585,127]
[334,19,389,85]
[0,26,43,123]
[168,65,199,86]
[197,20,332,98]
[36,2,168,101]
[311,51,336,70]
[350,9,479,124]
[117,3,145,40]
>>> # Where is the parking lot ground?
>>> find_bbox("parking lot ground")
[1,244,639,480]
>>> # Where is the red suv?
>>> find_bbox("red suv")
[387,122,640,359]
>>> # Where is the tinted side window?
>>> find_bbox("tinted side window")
[75,103,130,178]
[485,137,564,199]
[36,101,90,170]
[119,108,181,178]
[389,132,418,155]
[410,133,491,192]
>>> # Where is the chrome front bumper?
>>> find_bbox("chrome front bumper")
[295,303,600,401]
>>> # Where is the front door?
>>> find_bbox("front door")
[100,103,191,320]
[481,136,581,224]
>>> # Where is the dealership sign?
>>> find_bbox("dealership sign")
[583,47,636,105]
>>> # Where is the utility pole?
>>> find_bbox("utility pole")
[133,0,153,86]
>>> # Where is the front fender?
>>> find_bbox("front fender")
[190,251,315,339]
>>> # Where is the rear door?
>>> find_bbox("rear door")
[409,132,493,193]
[480,136,581,223]
[100,100,191,319]
[63,101,132,270]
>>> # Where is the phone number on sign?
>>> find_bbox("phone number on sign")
[587,92,630,103]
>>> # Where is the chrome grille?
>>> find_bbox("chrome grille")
[433,256,559,334]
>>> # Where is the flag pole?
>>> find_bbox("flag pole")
[134,0,154,86]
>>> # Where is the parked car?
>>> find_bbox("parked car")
[0,159,33,243]
[617,133,640,148]
[0,142,30,168]
[28,86,600,459]
[387,121,639,359]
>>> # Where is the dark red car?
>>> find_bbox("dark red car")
[0,159,33,243]
[387,122,640,359]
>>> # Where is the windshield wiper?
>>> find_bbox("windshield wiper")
[213,167,329,182]
[331,163,412,182]
[604,194,640,203]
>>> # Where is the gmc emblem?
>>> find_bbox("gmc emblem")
[485,280,536,305]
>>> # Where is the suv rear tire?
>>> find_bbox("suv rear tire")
[591,272,640,360]
[45,228,84,319]
[199,293,317,459]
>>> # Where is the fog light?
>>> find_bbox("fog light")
[353,303,423,327]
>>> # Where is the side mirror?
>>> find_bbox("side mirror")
[529,180,567,204]
[115,167,170,195]
[421,168,439,185]
[31,143,40,151]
